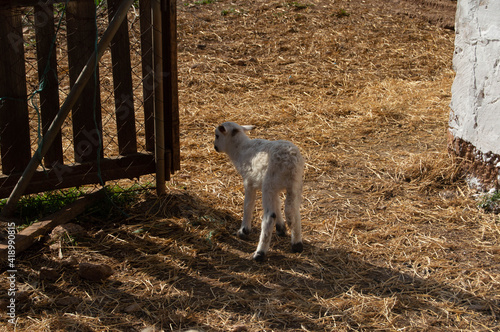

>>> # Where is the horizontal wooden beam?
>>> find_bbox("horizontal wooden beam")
[0,153,157,199]
[0,0,70,10]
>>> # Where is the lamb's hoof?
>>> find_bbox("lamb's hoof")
[291,242,303,253]
[237,228,250,240]
[276,224,286,237]
[253,251,266,262]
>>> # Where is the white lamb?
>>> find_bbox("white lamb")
[214,122,304,261]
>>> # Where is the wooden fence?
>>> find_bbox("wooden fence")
[0,0,179,202]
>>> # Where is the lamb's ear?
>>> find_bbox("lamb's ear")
[241,125,255,132]
[217,125,226,134]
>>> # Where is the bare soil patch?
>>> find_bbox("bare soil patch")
[389,0,457,30]
[3,0,499,331]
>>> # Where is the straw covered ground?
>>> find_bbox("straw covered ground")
[2,0,500,331]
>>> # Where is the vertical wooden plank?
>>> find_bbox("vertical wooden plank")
[140,0,155,152]
[152,0,166,190]
[0,9,31,174]
[34,3,63,167]
[66,0,102,163]
[108,0,137,156]
[161,0,180,174]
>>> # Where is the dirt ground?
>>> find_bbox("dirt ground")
[2,0,500,331]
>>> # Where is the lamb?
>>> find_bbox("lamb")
[214,122,304,261]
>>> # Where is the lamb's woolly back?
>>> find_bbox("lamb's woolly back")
[240,139,303,189]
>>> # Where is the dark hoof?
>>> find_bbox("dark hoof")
[291,242,303,253]
[237,228,250,240]
[253,251,266,262]
[276,224,286,237]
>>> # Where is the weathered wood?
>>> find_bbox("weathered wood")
[35,2,63,167]
[0,0,181,211]
[140,0,155,152]
[162,0,180,174]
[0,0,69,10]
[0,153,157,199]
[0,9,32,174]
[0,0,138,217]
[66,0,103,163]
[108,0,137,156]
[0,190,105,264]
[152,0,166,192]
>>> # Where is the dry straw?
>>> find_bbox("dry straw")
[2,0,499,331]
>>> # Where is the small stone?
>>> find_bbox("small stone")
[56,296,80,306]
[78,263,114,282]
[49,241,61,251]
[0,299,9,311]
[140,327,158,332]
[124,303,141,313]
[50,223,86,240]
[232,326,248,332]
[16,291,31,303]
[235,59,246,66]
[61,256,78,267]
[39,267,60,282]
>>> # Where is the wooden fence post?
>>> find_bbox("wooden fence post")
[162,0,180,174]
[140,0,155,153]
[0,9,31,174]
[66,0,103,163]
[108,0,137,156]
[152,0,166,195]
[35,2,64,167]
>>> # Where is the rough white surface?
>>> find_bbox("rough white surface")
[450,0,500,156]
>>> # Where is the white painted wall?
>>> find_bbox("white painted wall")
[450,0,500,156]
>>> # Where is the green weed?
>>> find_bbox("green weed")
[185,0,217,6]
[221,8,235,16]
[287,1,309,10]
[0,185,150,228]
[478,190,500,213]
[0,188,85,225]
[335,8,350,18]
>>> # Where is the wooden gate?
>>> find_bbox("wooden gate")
[0,0,179,206]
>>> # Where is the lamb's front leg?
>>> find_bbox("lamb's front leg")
[237,185,256,240]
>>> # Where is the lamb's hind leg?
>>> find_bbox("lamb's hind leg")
[238,185,256,239]
[253,189,280,262]
[275,205,286,237]
[285,183,303,253]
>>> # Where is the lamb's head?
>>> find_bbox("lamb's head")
[214,122,255,154]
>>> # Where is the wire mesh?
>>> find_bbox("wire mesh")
[0,0,157,213]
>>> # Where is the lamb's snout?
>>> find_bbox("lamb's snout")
[214,144,219,152]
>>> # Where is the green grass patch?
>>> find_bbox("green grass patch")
[0,188,85,225]
[287,1,310,10]
[478,190,500,213]
[221,8,235,16]
[0,185,150,228]
[334,8,350,18]
[184,0,217,6]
